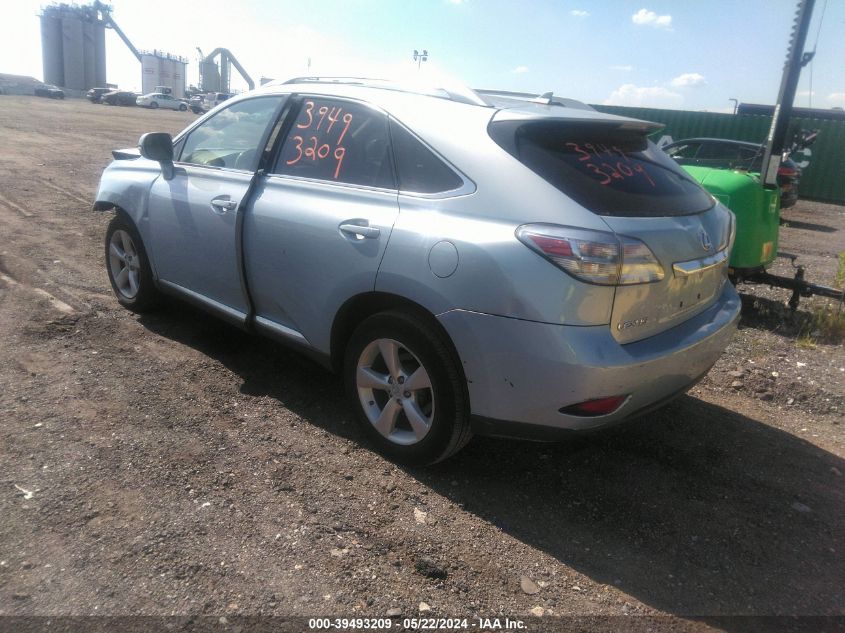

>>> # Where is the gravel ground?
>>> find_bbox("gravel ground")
[0,96,842,632]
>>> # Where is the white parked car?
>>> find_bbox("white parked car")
[136,93,187,111]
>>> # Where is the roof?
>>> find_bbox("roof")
[252,77,660,131]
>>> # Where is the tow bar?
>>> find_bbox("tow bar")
[732,252,845,310]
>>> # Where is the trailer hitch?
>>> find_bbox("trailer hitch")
[733,252,845,310]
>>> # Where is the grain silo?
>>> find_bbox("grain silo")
[141,51,188,98]
[39,2,107,91]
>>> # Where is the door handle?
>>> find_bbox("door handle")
[339,223,380,239]
[210,197,238,214]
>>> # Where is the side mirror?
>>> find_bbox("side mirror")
[138,132,175,180]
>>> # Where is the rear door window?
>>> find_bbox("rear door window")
[273,97,395,189]
[489,120,713,217]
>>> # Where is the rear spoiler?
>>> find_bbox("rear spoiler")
[490,108,664,135]
[112,147,141,160]
[488,115,665,159]
[476,89,596,112]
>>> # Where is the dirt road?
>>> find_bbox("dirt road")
[1,96,842,631]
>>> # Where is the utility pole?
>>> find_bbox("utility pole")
[413,49,428,70]
[729,98,738,115]
[759,0,816,188]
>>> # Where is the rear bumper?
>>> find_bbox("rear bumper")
[437,282,740,435]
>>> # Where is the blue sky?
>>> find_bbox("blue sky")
[2,0,842,111]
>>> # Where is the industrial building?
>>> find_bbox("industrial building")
[38,1,251,100]
[141,51,188,98]
[39,1,187,97]
[40,3,107,91]
[198,48,254,93]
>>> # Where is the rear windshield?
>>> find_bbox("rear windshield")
[489,120,713,217]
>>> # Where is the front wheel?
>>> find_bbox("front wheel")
[105,213,160,312]
[150,101,159,109]
[179,103,187,111]
[344,311,471,465]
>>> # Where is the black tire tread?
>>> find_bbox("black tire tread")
[104,212,160,313]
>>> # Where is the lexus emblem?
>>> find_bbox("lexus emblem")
[699,229,712,252]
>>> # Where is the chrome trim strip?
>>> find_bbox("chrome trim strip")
[672,249,729,278]
[264,173,398,196]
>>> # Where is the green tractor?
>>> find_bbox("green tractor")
[684,163,841,309]
[675,0,842,309]
[685,165,780,271]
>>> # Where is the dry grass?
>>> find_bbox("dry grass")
[835,250,845,289]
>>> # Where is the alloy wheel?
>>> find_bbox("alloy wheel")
[108,229,141,299]
[356,338,435,446]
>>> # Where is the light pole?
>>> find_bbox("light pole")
[413,49,429,70]
[729,98,738,115]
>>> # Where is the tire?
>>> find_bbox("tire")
[104,213,160,313]
[150,101,159,109]
[179,103,187,111]
[344,311,472,465]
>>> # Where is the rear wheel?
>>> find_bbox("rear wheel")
[105,213,160,313]
[344,311,471,465]
[179,103,187,111]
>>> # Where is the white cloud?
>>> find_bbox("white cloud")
[446,0,468,4]
[670,72,706,87]
[610,64,634,71]
[632,8,672,28]
[511,65,529,74]
[797,90,816,97]
[827,92,845,106]
[570,10,589,17]
[604,84,683,108]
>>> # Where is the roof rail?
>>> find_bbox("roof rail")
[281,76,387,85]
[273,76,490,107]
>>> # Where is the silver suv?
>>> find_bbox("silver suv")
[94,78,740,464]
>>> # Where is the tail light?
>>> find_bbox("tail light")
[516,224,664,286]
[719,211,736,252]
[777,166,799,178]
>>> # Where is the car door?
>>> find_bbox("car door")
[146,95,286,322]
[244,95,399,352]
